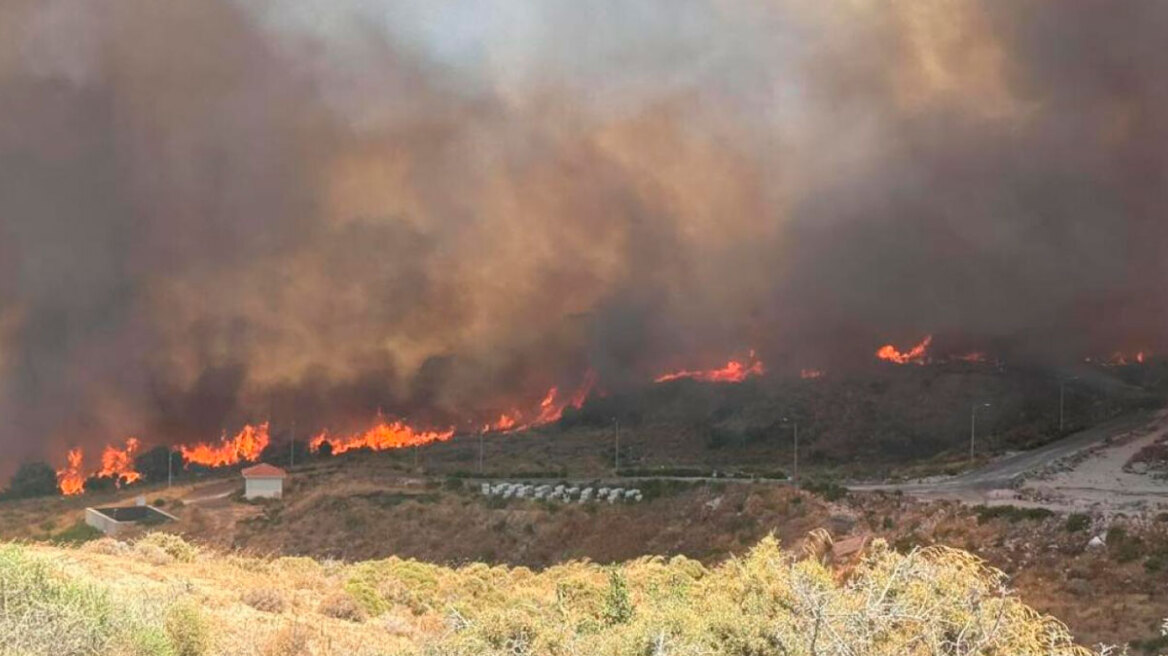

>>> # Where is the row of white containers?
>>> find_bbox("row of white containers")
[481,482,644,503]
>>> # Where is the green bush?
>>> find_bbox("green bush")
[1064,513,1091,533]
[165,600,211,656]
[602,570,634,626]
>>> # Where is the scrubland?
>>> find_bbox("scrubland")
[1,531,1104,656]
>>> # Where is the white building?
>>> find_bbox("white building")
[242,463,287,499]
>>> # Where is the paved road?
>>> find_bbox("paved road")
[851,409,1157,494]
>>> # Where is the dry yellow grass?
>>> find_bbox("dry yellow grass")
[1,531,1104,656]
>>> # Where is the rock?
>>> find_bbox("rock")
[1131,462,1149,474]
[705,496,723,510]
[1086,535,1106,550]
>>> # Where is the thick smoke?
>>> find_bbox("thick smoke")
[1,0,1166,474]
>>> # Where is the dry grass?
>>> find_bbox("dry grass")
[1,531,1105,656]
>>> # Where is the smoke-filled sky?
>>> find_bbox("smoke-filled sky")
[2,0,1167,472]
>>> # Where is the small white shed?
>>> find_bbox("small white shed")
[242,463,287,499]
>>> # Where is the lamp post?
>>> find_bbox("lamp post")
[970,403,991,464]
[782,417,799,484]
[613,418,621,474]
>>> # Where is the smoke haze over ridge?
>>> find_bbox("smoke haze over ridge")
[1,0,1167,473]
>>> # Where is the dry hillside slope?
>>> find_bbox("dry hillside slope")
[1,532,1105,656]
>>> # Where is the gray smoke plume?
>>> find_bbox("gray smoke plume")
[1,0,1166,476]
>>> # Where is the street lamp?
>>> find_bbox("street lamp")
[782,417,799,483]
[612,418,621,474]
[970,403,991,464]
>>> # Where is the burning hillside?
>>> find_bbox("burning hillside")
[310,419,453,455]
[655,353,766,384]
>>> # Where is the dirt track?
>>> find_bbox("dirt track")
[853,408,1168,513]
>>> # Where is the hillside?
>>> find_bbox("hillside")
[557,361,1160,474]
[7,460,1168,648]
[1,532,1099,656]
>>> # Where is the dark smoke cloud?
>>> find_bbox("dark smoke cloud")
[1,0,1167,475]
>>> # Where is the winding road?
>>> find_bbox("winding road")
[852,408,1168,512]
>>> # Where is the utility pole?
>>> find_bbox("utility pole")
[613,418,620,474]
[478,431,485,474]
[167,450,174,488]
[792,421,799,484]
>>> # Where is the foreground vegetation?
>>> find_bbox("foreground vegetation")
[0,531,1103,656]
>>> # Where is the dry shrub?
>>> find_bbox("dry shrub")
[423,534,1094,656]
[382,613,414,638]
[4,532,1106,656]
[242,587,287,614]
[262,622,314,656]
[227,554,272,574]
[272,556,326,590]
[319,592,368,622]
[134,542,175,566]
[81,537,130,556]
[137,532,198,563]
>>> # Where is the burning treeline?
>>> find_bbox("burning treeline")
[54,356,747,494]
[3,0,1168,484]
[51,342,1156,496]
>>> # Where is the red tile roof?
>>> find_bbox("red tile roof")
[241,463,287,479]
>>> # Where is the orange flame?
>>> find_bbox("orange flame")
[483,412,520,433]
[655,352,765,384]
[56,448,86,496]
[180,422,270,468]
[481,370,597,434]
[309,415,455,455]
[800,368,825,379]
[97,437,142,486]
[876,335,932,365]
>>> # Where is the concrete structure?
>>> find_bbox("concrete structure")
[242,463,287,499]
[85,505,177,536]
